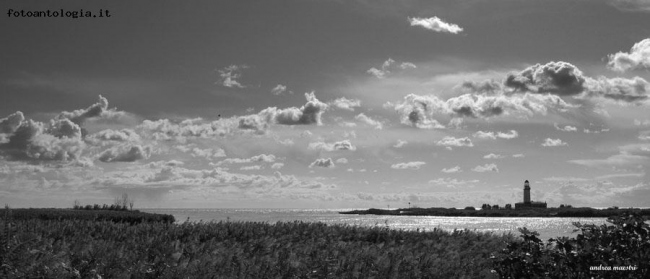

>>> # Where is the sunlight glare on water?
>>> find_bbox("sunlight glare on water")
[144,208,609,240]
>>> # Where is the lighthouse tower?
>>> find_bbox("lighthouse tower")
[523,180,531,204]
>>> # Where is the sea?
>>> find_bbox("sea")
[143,208,610,241]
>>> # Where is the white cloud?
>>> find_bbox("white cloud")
[367,58,417,79]
[610,0,650,12]
[393,140,408,148]
[308,139,357,152]
[569,143,650,168]
[483,153,505,159]
[309,158,335,168]
[639,130,650,141]
[98,145,151,163]
[215,154,277,166]
[271,163,284,169]
[271,84,291,95]
[429,177,479,187]
[436,136,473,147]
[391,161,426,170]
[329,97,361,111]
[441,166,462,173]
[512,153,525,158]
[472,163,499,173]
[218,64,248,88]
[607,38,650,72]
[408,16,463,34]
[355,113,383,129]
[240,165,262,171]
[554,123,577,132]
[335,158,348,164]
[542,138,568,147]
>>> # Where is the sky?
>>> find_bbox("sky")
[1,0,650,208]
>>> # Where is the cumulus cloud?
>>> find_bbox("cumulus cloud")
[554,123,577,132]
[258,92,329,126]
[472,163,499,172]
[271,162,284,169]
[393,140,408,148]
[457,79,503,94]
[391,161,426,170]
[86,129,141,145]
[189,147,226,159]
[308,139,356,151]
[607,38,650,72]
[472,130,519,140]
[483,153,505,159]
[584,76,649,103]
[392,92,573,128]
[408,16,463,34]
[610,0,650,12]
[329,97,361,111]
[271,84,291,95]
[436,136,473,147]
[367,58,417,79]
[98,145,151,162]
[309,158,335,168]
[505,61,586,96]
[639,130,650,141]
[218,64,248,88]
[0,113,85,162]
[512,153,525,158]
[56,95,124,127]
[215,154,277,165]
[355,113,383,129]
[441,166,462,173]
[542,138,568,147]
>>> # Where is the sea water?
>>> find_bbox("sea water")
[143,208,609,241]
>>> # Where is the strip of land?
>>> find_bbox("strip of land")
[340,207,650,217]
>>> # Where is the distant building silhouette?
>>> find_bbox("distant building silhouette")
[515,180,547,209]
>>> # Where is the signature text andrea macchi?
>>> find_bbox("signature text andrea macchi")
[7,9,111,19]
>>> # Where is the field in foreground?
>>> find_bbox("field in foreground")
[1,214,510,278]
[2,209,648,278]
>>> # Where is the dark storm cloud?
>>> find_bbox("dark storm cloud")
[504,61,586,96]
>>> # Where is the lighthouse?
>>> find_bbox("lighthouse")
[524,180,531,204]
[515,180,547,209]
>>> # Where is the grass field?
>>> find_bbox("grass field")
[1,208,512,278]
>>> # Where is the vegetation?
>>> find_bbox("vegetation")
[0,208,175,224]
[341,207,650,218]
[1,206,513,278]
[491,213,649,278]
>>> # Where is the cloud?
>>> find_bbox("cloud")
[98,145,151,162]
[392,93,573,128]
[0,114,85,162]
[441,166,462,173]
[329,97,361,111]
[505,61,586,96]
[554,123,577,132]
[240,165,262,171]
[56,95,125,127]
[607,38,650,72]
[584,76,649,103]
[429,177,479,187]
[639,131,650,141]
[189,147,226,159]
[542,138,568,147]
[610,0,650,12]
[308,139,356,151]
[408,16,463,34]
[271,84,291,95]
[215,154,277,165]
[86,129,141,145]
[271,163,284,169]
[258,92,329,126]
[355,113,383,129]
[391,161,426,170]
[218,64,248,88]
[457,79,503,94]
[367,58,417,79]
[472,130,519,140]
[483,153,505,159]
[309,158,335,168]
[436,136,473,147]
[512,153,525,158]
[393,140,408,148]
[569,143,650,168]
[472,163,499,173]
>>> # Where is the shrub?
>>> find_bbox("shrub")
[492,214,650,278]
